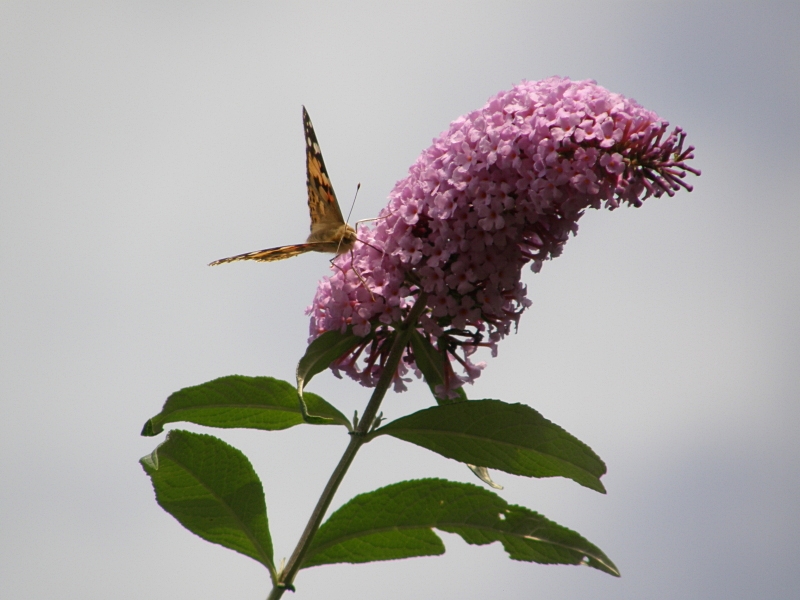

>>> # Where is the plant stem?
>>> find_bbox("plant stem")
[269,293,428,599]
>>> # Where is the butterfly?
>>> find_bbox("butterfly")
[209,107,357,266]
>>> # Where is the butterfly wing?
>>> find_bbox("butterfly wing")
[303,106,348,243]
[209,243,322,266]
[209,107,355,267]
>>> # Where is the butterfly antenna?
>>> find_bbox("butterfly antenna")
[344,182,360,226]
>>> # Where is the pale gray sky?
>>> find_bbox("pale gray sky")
[2,2,798,599]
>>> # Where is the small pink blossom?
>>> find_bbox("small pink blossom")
[600,152,625,174]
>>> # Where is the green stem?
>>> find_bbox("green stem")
[269,293,429,599]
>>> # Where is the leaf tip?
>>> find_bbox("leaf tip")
[584,554,620,577]
[139,447,159,471]
[140,419,162,437]
[467,465,503,490]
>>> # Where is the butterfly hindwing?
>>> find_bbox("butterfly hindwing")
[209,243,320,265]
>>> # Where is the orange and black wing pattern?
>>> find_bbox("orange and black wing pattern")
[208,243,320,265]
[303,106,347,238]
[209,107,353,266]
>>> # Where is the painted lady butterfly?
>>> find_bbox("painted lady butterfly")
[209,107,356,266]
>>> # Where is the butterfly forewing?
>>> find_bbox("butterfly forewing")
[303,106,347,231]
[209,107,356,267]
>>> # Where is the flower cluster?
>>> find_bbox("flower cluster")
[307,77,698,394]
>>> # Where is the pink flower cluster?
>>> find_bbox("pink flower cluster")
[307,77,698,394]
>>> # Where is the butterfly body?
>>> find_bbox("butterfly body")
[307,221,356,251]
[209,107,355,266]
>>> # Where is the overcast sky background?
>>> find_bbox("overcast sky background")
[2,2,798,599]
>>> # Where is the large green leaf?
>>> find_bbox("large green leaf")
[141,375,349,436]
[372,400,606,492]
[140,430,275,577]
[302,478,618,576]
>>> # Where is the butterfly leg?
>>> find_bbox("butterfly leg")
[328,254,376,301]
[352,209,399,259]
[326,208,400,300]
[350,211,400,299]
[349,246,376,301]
[344,208,404,299]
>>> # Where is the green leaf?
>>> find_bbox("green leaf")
[140,430,275,577]
[141,375,349,436]
[296,328,368,394]
[296,328,370,424]
[302,478,618,576]
[372,400,606,493]
[409,330,467,404]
